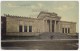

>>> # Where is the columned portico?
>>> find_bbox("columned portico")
[46,20,57,32]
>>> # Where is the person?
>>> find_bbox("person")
[50,36,53,39]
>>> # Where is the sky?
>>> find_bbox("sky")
[1,1,79,32]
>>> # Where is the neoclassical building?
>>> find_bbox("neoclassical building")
[1,11,76,36]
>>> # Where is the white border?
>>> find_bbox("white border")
[0,0,79,51]
[1,0,79,1]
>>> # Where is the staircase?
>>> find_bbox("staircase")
[5,32,78,40]
[39,32,78,39]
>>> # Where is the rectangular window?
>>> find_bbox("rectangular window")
[65,28,67,33]
[62,28,64,33]
[29,26,32,32]
[19,25,22,32]
[68,28,70,33]
[24,26,27,32]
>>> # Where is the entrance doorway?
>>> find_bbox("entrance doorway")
[47,20,55,32]
[52,20,54,32]
[47,20,50,32]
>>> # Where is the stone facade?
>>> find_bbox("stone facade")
[2,11,76,36]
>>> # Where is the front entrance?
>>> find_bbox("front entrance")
[52,20,54,32]
[47,20,50,32]
[47,20,55,32]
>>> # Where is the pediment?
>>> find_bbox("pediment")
[42,15,61,21]
[37,11,60,19]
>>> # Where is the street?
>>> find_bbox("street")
[1,39,78,50]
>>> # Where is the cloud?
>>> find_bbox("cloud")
[37,3,43,8]
[30,3,48,12]
[6,3,30,8]
[30,5,36,9]
[29,3,49,17]
[53,5,74,11]
[6,3,20,7]
[30,3,43,9]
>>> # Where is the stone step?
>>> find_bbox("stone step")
[39,32,77,39]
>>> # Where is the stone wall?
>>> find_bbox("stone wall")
[6,16,45,33]
[59,21,76,34]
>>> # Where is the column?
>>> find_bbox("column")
[45,20,47,32]
[50,20,52,32]
[64,28,65,33]
[54,21,56,32]
[22,25,24,32]
[27,26,29,32]
[58,21,60,32]
[67,28,68,33]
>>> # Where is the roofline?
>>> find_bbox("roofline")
[37,11,58,18]
[60,21,76,24]
[2,15,44,20]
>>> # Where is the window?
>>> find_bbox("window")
[65,28,67,33]
[19,25,22,32]
[24,26,27,32]
[29,26,32,32]
[68,28,70,33]
[62,28,64,33]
